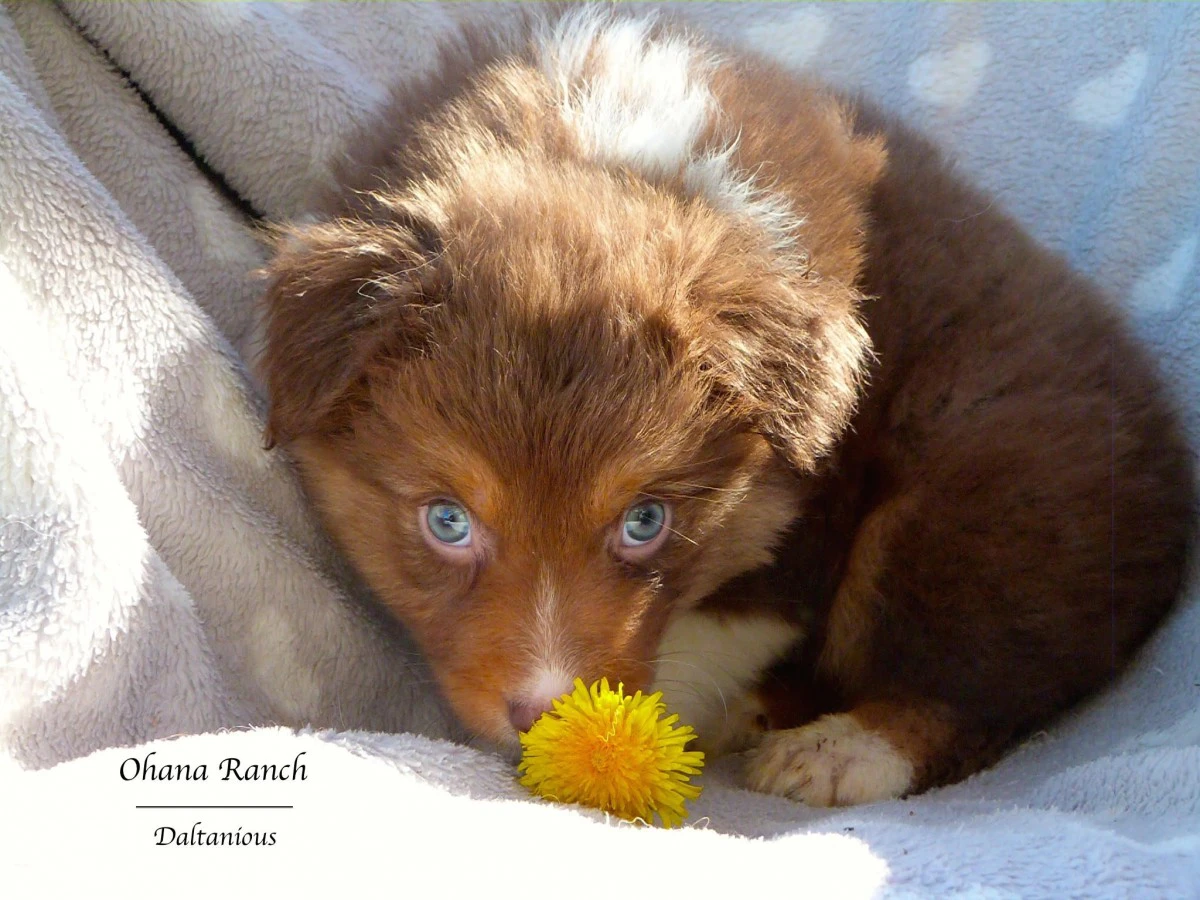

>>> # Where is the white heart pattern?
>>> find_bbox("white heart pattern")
[908,40,992,110]
[1129,234,1197,317]
[743,7,831,71]
[1071,48,1149,129]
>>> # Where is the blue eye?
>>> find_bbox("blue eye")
[426,501,472,546]
[622,502,667,546]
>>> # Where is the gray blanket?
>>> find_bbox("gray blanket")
[2,3,1198,895]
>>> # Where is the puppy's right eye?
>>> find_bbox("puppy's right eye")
[426,501,471,544]
[420,501,474,558]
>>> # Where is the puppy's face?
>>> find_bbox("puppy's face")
[261,165,869,744]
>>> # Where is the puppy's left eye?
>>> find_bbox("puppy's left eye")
[622,502,667,545]
[615,501,671,560]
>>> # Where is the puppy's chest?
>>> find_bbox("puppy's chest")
[650,609,803,754]
[650,464,874,752]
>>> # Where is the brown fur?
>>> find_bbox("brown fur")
[259,9,1196,800]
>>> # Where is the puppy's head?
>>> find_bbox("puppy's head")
[260,155,872,744]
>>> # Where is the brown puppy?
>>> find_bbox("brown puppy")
[259,8,1196,806]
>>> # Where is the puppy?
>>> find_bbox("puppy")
[259,7,1196,806]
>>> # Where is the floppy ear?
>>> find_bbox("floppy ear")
[700,274,872,474]
[690,95,883,473]
[258,215,441,447]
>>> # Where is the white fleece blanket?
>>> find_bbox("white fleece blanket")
[2,2,1198,895]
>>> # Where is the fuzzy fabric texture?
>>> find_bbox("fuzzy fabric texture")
[1,2,1198,895]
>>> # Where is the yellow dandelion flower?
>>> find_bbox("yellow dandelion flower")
[517,677,705,828]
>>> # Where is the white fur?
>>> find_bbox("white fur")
[538,12,711,178]
[651,610,801,753]
[521,666,575,712]
[748,713,915,806]
[528,569,560,665]
[683,142,805,252]
[536,7,803,250]
[521,571,575,707]
[527,570,573,676]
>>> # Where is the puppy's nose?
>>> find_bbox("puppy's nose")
[508,698,555,733]
[509,670,575,733]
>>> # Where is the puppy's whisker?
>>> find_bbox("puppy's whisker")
[644,679,709,704]
[647,490,748,508]
[645,657,730,718]
[599,657,732,721]
[658,481,750,495]
[655,648,767,665]
[661,522,699,546]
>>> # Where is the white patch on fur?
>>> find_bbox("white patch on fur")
[747,713,914,806]
[535,7,803,250]
[538,12,710,178]
[521,570,576,705]
[528,569,561,665]
[651,610,801,753]
[683,143,804,252]
[521,666,576,712]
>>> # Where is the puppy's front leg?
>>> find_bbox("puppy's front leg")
[741,493,1010,806]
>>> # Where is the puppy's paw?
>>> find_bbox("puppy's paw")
[745,713,913,806]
